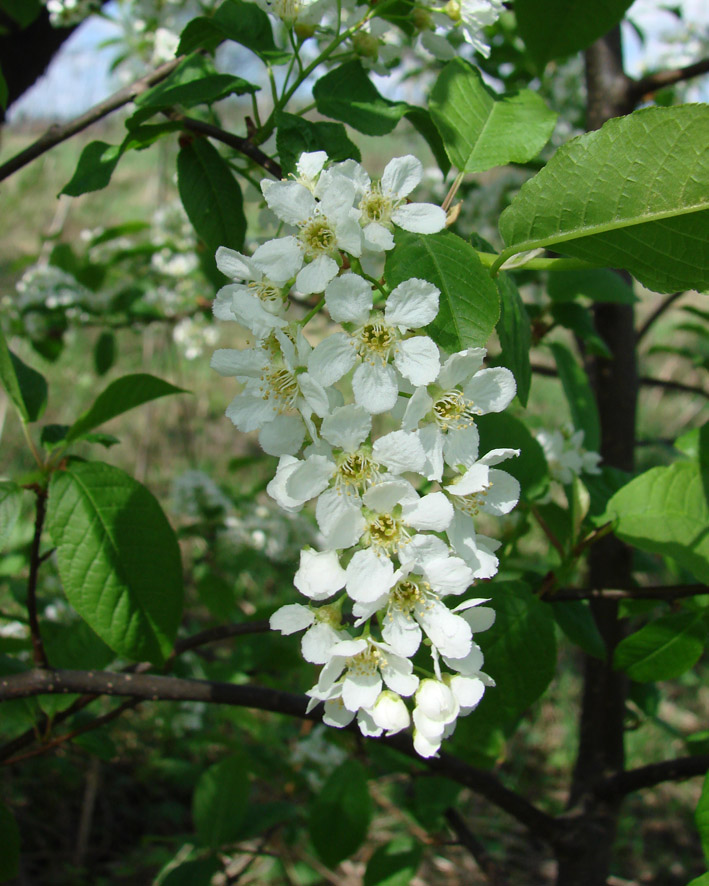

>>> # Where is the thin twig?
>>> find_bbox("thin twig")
[597,753,709,798]
[549,584,707,602]
[171,620,270,658]
[0,667,560,842]
[629,56,709,100]
[165,111,283,179]
[0,56,183,183]
[531,363,708,400]
[26,488,49,668]
[636,291,685,343]
[445,807,504,884]
[530,505,566,558]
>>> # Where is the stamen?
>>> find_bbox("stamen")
[432,390,480,430]
[299,215,337,256]
[357,321,396,363]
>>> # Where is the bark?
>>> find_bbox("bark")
[555,28,638,886]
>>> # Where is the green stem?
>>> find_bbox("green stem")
[479,251,599,274]
[22,422,44,471]
[301,296,326,327]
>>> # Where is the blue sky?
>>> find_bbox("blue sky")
[7,0,708,122]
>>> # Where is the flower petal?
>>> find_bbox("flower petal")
[372,430,425,475]
[395,336,441,386]
[381,155,422,199]
[324,273,372,324]
[261,179,315,225]
[392,202,447,234]
[463,367,517,414]
[270,603,314,635]
[252,236,303,284]
[352,361,398,414]
[309,333,357,387]
[296,255,339,294]
[386,278,440,328]
[321,404,372,451]
[215,246,258,281]
[345,548,395,603]
[403,491,453,531]
[294,548,347,601]
[259,414,305,456]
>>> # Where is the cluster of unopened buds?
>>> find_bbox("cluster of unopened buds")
[211,151,519,757]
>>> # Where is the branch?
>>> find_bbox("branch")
[530,363,709,400]
[165,111,282,179]
[0,56,183,184]
[597,753,709,798]
[444,807,504,884]
[636,291,685,343]
[0,667,559,843]
[549,584,708,602]
[26,488,49,668]
[629,57,709,101]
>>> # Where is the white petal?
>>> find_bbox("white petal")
[443,425,481,472]
[287,454,335,501]
[399,533,449,567]
[321,404,372,451]
[382,609,422,658]
[252,237,303,284]
[342,670,382,712]
[423,556,474,596]
[402,386,432,430]
[270,603,314,635]
[381,155,422,199]
[323,698,356,728]
[298,372,331,418]
[267,456,305,511]
[438,348,486,389]
[215,246,258,281]
[258,414,305,456]
[372,430,425,475]
[296,255,339,294]
[324,273,372,324]
[463,367,517,414]
[443,641,484,676]
[417,603,472,659]
[447,464,489,497]
[413,727,442,758]
[357,708,383,737]
[345,548,395,603]
[362,222,395,252]
[309,333,357,387]
[352,362,398,414]
[225,392,277,432]
[479,448,520,466]
[302,623,341,664]
[449,675,485,713]
[371,690,411,734]
[316,171,357,217]
[403,491,453,531]
[363,478,417,513]
[231,290,287,339]
[417,424,445,482]
[317,489,366,550]
[386,278,440,328]
[210,348,266,377]
[380,657,419,697]
[415,678,459,723]
[294,549,347,601]
[392,203,447,234]
[261,179,315,225]
[296,150,327,181]
[335,217,364,257]
[458,604,496,633]
[483,469,521,515]
[395,336,441,386]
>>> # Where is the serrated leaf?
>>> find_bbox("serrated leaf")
[0,327,47,423]
[177,138,246,255]
[0,482,22,552]
[614,612,707,682]
[515,0,634,70]
[46,461,183,664]
[364,839,422,886]
[608,461,709,584]
[404,107,451,177]
[309,760,371,869]
[476,412,549,501]
[549,342,600,452]
[276,112,361,176]
[547,268,637,304]
[385,229,499,351]
[193,755,251,848]
[313,61,410,136]
[429,59,556,173]
[496,272,531,406]
[0,800,20,882]
[177,0,289,63]
[498,106,709,293]
[66,373,185,444]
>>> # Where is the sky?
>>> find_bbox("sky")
[6,0,709,122]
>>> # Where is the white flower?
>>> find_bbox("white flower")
[211,329,330,456]
[254,0,331,26]
[293,548,347,601]
[260,168,363,294]
[444,450,521,519]
[334,155,446,251]
[371,690,411,735]
[412,677,460,758]
[535,424,602,485]
[459,0,505,56]
[309,276,441,414]
[213,246,289,341]
[269,602,345,664]
[403,348,516,481]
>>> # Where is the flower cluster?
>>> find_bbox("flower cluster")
[211,151,519,757]
[535,424,602,486]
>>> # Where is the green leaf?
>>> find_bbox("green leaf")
[46,461,184,664]
[385,229,499,351]
[364,839,422,886]
[0,327,47,423]
[42,620,115,671]
[135,52,257,112]
[496,272,531,406]
[276,112,361,176]
[177,0,289,63]
[547,268,636,304]
[515,0,634,70]
[549,341,600,452]
[66,373,185,444]
[313,61,410,136]
[177,138,246,255]
[309,760,371,869]
[498,106,709,293]
[0,0,42,27]
[160,858,221,886]
[551,601,605,659]
[411,777,460,829]
[0,63,7,111]
[193,755,251,848]
[61,141,123,197]
[404,107,451,177]
[476,413,549,501]
[429,59,557,173]
[614,612,707,682]
[0,800,20,882]
[0,481,22,552]
[608,461,709,584]
[688,875,709,886]
[550,303,612,358]
[93,331,116,376]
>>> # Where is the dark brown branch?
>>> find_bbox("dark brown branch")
[0,56,183,184]
[27,488,49,668]
[531,363,709,400]
[445,807,504,884]
[170,619,270,658]
[165,111,282,179]
[549,584,707,602]
[636,291,685,343]
[597,753,709,798]
[629,57,709,101]
[0,667,559,842]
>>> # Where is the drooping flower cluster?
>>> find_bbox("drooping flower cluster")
[535,424,602,486]
[211,151,519,757]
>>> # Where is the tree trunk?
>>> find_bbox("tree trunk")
[555,28,638,886]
